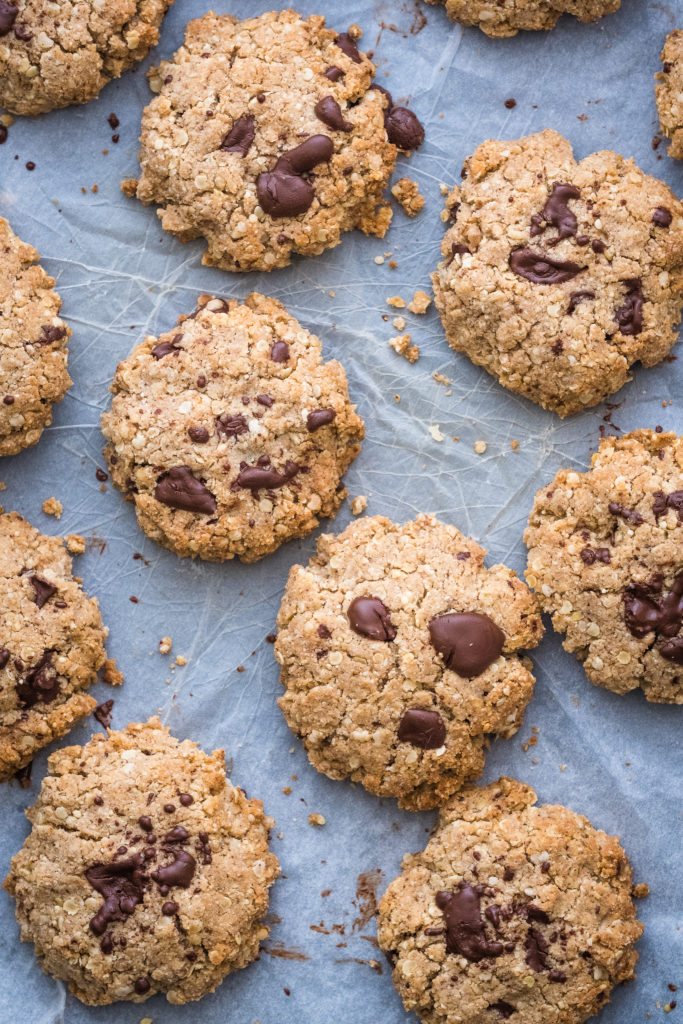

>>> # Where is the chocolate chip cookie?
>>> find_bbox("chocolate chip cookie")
[424,0,620,36]
[101,293,364,562]
[656,30,683,160]
[122,9,424,272]
[0,511,107,781]
[432,129,683,416]
[377,776,644,1024]
[526,429,683,703]
[4,717,279,1004]
[0,0,174,116]
[0,217,71,455]
[275,514,543,810]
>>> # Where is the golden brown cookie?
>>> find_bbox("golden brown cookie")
[424,0,620,36]
[4,718,280,1004]
[432,130,683,416]
[525,429,683,703]
[378,777,644,1024]
[0,511,107,780]
[655,30,683,160]
[101,293,364,562]
[0,217,71,455]
[275,514,543,810]
[0,0,175,116]
[123,9,424,272]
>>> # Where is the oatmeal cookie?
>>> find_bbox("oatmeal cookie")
[655,29,683,160]
[4,718,279,1004]
[123,9,424,272]
[275,514,543,810]
[378,776,644,1024]
[432,129,683,416]
[0,217,71,455]
[0,511,107,780]
[424,0,621,36]
[101,292,364,562]
[525,429,683,703]
[0,0,174,116]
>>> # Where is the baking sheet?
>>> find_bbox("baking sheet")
[0,0,681,1021]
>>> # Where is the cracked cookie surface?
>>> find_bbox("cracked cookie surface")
[0,0,174,116]
[656,30,683,160]
[377,776,644,1024]
[0,511,107,781]
[123,9,424,272]
[525,429,683,703]
[101,292,364,562]
[0,217,71,455]
[424,0,620,36]
[4,717,280,1005]
[275,515,543,810]
[432,129,683,416]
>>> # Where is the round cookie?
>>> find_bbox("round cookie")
[4,717,280,1004]
[525,429,683,704]
[275,514,543,810]
[101,292,364,562]
[0,217,71,456]
[377,776,644,1024]
[0,511,107,781]
[0,0,175,116]
[655,30,683,160]
[122,9,424,272]
[424,0,620,37]
[432,129,683,416]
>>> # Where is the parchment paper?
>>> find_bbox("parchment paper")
[0,1,681,1022]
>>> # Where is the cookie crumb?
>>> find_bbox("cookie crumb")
[429,425,445,442]
[308,813,326,827]
[387,296,406,309]
[374,255,385,265]
[433,372,452,387]
[407,291,431,315]
[65,533,86,554]
[121,178,138,197]
[351,495,368,516]
[390,333,419,363]
[102,658,124,687]
[632,883,649,899]
[392,316,406,331]
[176,655,187,667]
[391,177,425,217]
[159,636,172,655]
[474,440,487,454]
[510,439,520,451]
[42,497,63,518]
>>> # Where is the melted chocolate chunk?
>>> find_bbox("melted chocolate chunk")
[0,3,18,35]
[608,501,643,525]
[446,241,471,266]
[436,884,504,961]
[138,815,153,832]
[652,490,683,522]
[165,825,189,843]
[219,114,256,156]
[660,637,683,664]
[306,408,336,431]
[324,65,345,82]
[94,699,114,728]
[614,279,644,336]
[509,249,584,284]
[86,854,146,935]
[385,106,425,151]
[256,135,334,218]
[652,206,672,228]
[549,969,567,983]
[16,650,58,708]
[429,612,504,677]
[623,572,683,642]
[314,96,352,132]
[152,850,196,888]
[580,547,611,565]
[568,289,595,313]
[525,926,549,971]
[40,325,67,344]
[270,340,290,363]
[29,575,57,608]
[188,425,210,444]
[335,32,362,63]
[541,182,580,240]
[397,708,446,749]
[236,460,300,493]
[151,337,181,359]
[347,596,396,641]
[154,466,216,515]
[216,413,248,439]
[0,647,9,669]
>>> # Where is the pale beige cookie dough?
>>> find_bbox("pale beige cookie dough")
[0,511,107,781]
[123,9,424,272]
[432,130,683,416]
[101,293,364,562]
[656,29,683,160]
[378,776,644,1024]
[275,514,543,810]
[0,0,175,116]
[0,217,71,455]
[525,429,683,703]
[4,718,279,1004]
[425,0,620,36]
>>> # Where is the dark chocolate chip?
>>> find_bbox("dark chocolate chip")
[164,803,175,813]
[0,2,18,36]
[652,206,672,227]
[335,32,362,63]
[188,425,209,444]
[134,977,151,995]
[216,413,248,439]
[525,926,549,972]
[549,969,567,983]
[40,325,67,344]
[317,623,332,639]
[623,572,683,641]
[108,113,119,130]
[591,239,606,253]
[220,114,256,156]
[162,900,178,916]
[138,815,153,832]
[151,338,181,359]
[270,340,290,362]
[86,854,146,935]
[154,466,216,515]
[256,394,273,407]
[16,650,59,708]
[0,647,9,669]
[152,850,196,888]
[236,460,300,493]
[436,884,504,961]
[397,708,446,749]
[0,125,6,144]
[324,65,345,82]
[541,182,580,240]
[165,825,189,843]
[29,575,57,608]
[614,279,643,336]
[347,595,396,641]
[429,612,504,677]
[179,793,194,806]
[95,467,109,482]
[315,96,352,132]
[653,490,683,522]
[660,637,683,664]
[385,106,425,150]
[580,547,610,565]
[509,249,584,284]
[608,501,643,525]
[306,408,336,431]
[94,699,114,728]
[256,135,334,218]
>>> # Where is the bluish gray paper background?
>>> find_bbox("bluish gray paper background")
[0,0,681,1021]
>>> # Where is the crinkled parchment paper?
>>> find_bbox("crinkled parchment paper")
[0,1,681,1021]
